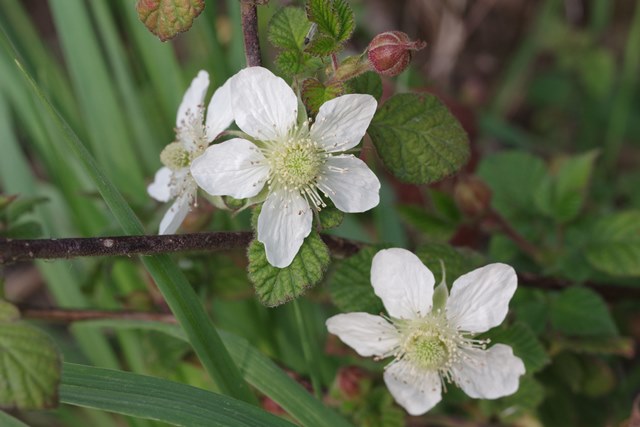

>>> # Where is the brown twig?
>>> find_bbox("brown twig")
[240,0,264,67]
[0,232,362,264]
[17,304,177,323]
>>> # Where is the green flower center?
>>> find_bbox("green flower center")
[405,332,449,370]
[269,138,325,190]
[160,142,191,171]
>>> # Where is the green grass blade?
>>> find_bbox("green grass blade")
[76,319,355,427]
[48,0,146,203]
[60,363,295,427]
[0,29,255,404]
[0,411,29,427]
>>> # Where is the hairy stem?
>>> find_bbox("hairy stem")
[240,0,263,67]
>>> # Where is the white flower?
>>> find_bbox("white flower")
[326,248,525,416]
[147,70,233,234]
[190,67,380,267]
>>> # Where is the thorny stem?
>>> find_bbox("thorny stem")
[240,0,264,67]
[0,232,362,264]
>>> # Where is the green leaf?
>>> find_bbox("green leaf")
[584,211,640,276]
[415,243,483,284]
[487,322,550,374]
[346,71,383,101]
[328,246,385,314]
[5,196,48,222]
[248,232,330,306]
[136,0,205,41]
[319,206,344,229]
[0,320,61,409]
[534,151,598,223]
[550,335,634,357]
[0,411,29,427]
[5,221,43,238]
[0,300,20,322]
[368,93,469,184]
[60,363,295,427]
[550,287,618,337]
[305,0,354,56]
[302,78,344,114]
[397,205,457,242]
[76,320,354,427]
[477,151,547,219]
[268,7,311,50]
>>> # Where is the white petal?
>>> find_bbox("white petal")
[177,70,209,128]
[317,155,380,213]
[326,313,399,357]
[310,94,377,153]
[452,344,525,399]
[159,194,190,234]
[446,263,517,333]
[231,67,298,141]
[371,248,435,319]
[384,361,442,416]
[205,77,234,141]
[148,167,173,202]
[190,138,269,199]
[257,190,312,268]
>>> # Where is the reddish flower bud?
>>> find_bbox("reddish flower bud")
[367,31,427,77]
[336,366,366,398]
[454,175,492,218]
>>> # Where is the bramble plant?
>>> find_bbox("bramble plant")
[0,0,639,426]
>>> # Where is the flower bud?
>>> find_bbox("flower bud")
[454,175,492,218]
[367,31,426,77]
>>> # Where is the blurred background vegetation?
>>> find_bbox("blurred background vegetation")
[1,0,639,426]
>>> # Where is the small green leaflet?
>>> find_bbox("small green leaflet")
[584,211,640,277]
[304,0,355,57]
[302,78,344,114]
[550,287,618,337]
[0,301,61,410]
[368,93,469,184]
[268,7,318,76]
[248,232,330,306]
[136,0,205,41]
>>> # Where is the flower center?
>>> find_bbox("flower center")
[406,332,449,370]
[268,137,326,191]
[161,142,191,171]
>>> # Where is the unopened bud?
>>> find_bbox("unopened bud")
[160,142,190,171]
[336,366,366,398]
[367,31,426,77]
[454,176,492,218]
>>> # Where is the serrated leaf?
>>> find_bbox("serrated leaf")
[346,72,383,101]
[415,243,483,284]
[268,7,311,50]
[136,0,204,42]
[328,246,386,314]
[534,151,598,223]
[248,232,330,306]
[487,322,550,374]
[397,205,457,242]
[0,322,61,409]
[584,211,640,277]
[550,287,617,337]
[478,151,547,219]
[305,0,354,56]
[368,93,469,184]
[302,78,344,114]
[305,34,340,57]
